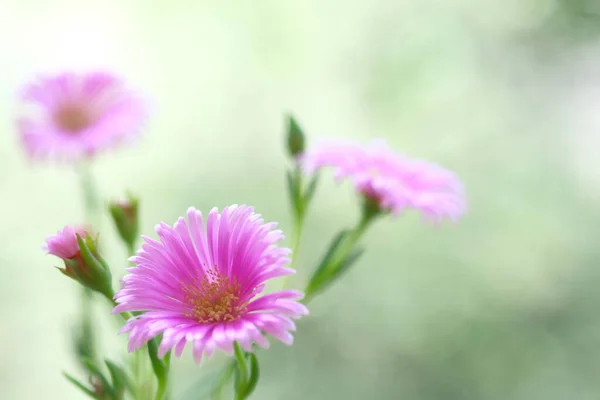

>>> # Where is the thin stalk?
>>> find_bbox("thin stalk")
[282,214,305,290]
[78,164,101,227]
[289,214,304,271]
[282,167,308,289]
[147,338,169,400]
[77,164,101,365]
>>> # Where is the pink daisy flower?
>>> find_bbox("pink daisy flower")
[43,225,90,259]
[113,205,309,363]
[17,72,147,161]
[301,139,466,220]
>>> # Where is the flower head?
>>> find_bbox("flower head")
[44,225,113,297]
[17,71,147,161]
[300,139,466,220]
[113,205,309,363]
[43,225,90,259]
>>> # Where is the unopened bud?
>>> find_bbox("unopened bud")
[44,226,113,298]
[286,115,305,158]
[109,194,139,251]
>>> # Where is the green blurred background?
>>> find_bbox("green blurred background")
[2,0,600,399]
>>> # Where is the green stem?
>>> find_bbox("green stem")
[127,242,136,259]
[233,343,249,390]
[282,214,305,290]
[289,214,304,271]
[109,296,161,400]
[77,164,101,366]
[148,338,169,400]
[78,164,101,227]
[289,167,306,273]
[154,375,168,400]
[282,166,308,289]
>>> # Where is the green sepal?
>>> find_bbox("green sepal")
[75,234,114,298]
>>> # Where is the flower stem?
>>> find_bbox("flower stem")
[77,164,101,366]
[282,167,308,289]
[148,338,170,400]
[78,163,101,227]
[290,212,305,269]
[154,374,168,400]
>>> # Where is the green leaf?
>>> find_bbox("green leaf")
[105,359,130,396]
[324,247,365,290]
[63,372,97,399]
[233,342,249,396]
[81,358,112,396]
[306,230,350,292]
[73,317,96,370]
[303,172,320,205]
[147,337,168,383]
[242,353,260,398]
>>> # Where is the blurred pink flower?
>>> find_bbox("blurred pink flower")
[301,139,466,220]
[113,205,308,363]
[17,72,147,161]
[43,225,89,259]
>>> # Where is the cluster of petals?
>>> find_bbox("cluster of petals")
[17,71,147,161]
[113,205,308,363]
[43,225,89,259]
[300,139,466,220]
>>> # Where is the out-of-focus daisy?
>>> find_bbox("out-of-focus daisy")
[301,139,466,220]
[18,72,147,161]
[113,205,308,363]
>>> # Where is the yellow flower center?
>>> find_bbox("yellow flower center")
[181,267,248,323]
[55,105,92,133]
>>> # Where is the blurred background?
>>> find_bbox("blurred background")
[2,0,600,399]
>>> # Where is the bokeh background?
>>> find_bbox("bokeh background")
[2,0,600,399]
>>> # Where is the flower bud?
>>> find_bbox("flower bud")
[44,226,113,298]
[109,194,139,251]
[286,115,305,158]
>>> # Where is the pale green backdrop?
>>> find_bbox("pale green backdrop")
[1,0,600,399]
